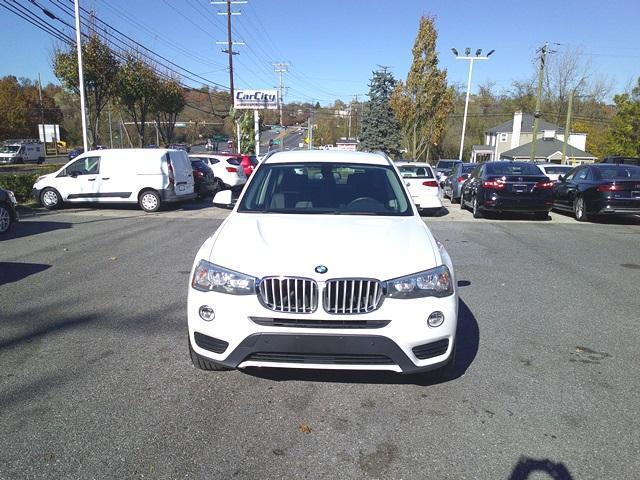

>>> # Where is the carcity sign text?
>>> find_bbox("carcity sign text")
[234,90,279,110]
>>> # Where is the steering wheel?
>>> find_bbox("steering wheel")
[344,197,385,212]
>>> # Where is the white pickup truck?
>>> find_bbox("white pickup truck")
[0,140,45,164]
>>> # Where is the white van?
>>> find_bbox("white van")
[0,140,45,164]
[32,148,195,212]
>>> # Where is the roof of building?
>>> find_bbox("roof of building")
[500,138,597,160]
[264,150,390,165]
[486,113,563,134]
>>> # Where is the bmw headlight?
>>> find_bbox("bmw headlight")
[191,260,256,295]
[386,265,453,299]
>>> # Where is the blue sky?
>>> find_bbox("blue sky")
[1,0,639,105]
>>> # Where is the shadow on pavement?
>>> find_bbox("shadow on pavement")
[243,298,479,386]
[507,456,573,480]
[421,206,449,218]
[2,220,72,239]
[0,262,51,286]
[551,209,640,225]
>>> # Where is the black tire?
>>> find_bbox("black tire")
[534,211,549,220]
[459,192,467,210]
[450,194,459,204]
[212,178,224,195]
[472,195,482,219]
[40,187,62,210]
[574,196,590,222]
[0,204,14,234]
[189,338,231,371]
[138,189,161,212]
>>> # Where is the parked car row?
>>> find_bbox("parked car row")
[396,161,442,215]
[456,161,640,222]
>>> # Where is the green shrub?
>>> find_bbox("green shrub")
[0,165,59,203]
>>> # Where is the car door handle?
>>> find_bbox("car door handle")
[87,178,96,181]
[101,177,110,180]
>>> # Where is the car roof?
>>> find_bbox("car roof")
[262,150,390,166]
[395,161,434,168]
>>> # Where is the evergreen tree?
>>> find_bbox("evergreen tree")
[606,77,640,156]
[359,68,402,156]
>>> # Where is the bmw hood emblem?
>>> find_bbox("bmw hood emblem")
[315,265,328,274]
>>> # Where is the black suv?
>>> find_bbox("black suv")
[0,187,19,235]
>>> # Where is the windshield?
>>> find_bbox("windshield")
[542,166,572,174]
[485,163,543,176]
[399,165,434,179]
[595,165,640,180]
[0,145,20,153]
[238,162,412,216]
[226,157,241,166]
[461,164,476,174]
[436,160,457,169]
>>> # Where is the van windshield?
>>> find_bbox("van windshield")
[0,146,20,153]
[238,162,412,216]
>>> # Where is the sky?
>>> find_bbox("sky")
[1,0,639,105]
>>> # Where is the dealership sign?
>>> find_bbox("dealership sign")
[234,89,278,110]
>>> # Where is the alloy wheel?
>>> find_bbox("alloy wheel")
[0,206,10,233]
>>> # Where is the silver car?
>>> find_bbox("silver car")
[443,163,477,203]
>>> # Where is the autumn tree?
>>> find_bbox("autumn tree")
[0,76,62,139]
[391,15,454,162]
[54,35,119,147]
[116,56,160,147]
[153,79,185,145]
[360,68,402,156]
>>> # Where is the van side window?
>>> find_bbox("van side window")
[66,157,100,176]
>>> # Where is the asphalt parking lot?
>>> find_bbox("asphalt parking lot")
[1,199,639,479]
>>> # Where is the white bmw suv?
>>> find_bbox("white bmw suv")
[188,150,458,376]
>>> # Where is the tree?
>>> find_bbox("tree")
[360,68,402,156]
[116,56,160,147]
[53,35,119,147]
[390,15,454,162]
[154,79,185,145]
[606,78,640,156]
[238,111,255,154]
[0,76,63,139]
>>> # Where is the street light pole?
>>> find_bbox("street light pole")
[452,48,494,162]
[74,0,89,151]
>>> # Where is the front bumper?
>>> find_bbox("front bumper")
[188,289,458,374]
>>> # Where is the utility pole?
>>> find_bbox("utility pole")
[37,73,46,152]
[74,0,89,151]
[212,1,246,102]
[273,62,288,126]
[531,42,555,162]
[348,100,352,140]
[108,103,113,148]
[452,48,495,161]
[561,90,574,164]
[308,109,314,150]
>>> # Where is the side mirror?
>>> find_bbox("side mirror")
[212,189,235,209]
[558,175,565,182]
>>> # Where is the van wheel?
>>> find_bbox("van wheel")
[41,188,62,209]
[139,190,161,212]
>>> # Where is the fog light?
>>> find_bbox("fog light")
[199,305,215,321]
[427,311,444,328]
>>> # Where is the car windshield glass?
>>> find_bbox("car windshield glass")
[399,165,433,179]
[543,166,572,174]
[461,164,475,174]
[0,146,20,153]
[238,162,412,216]
[436,161,456,169]
[485,163,542,176]
[595,165,640,180]
[226,158,241,166]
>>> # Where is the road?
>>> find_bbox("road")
[1,200,639,479]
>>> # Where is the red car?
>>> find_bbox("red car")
[239,155,259,177]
